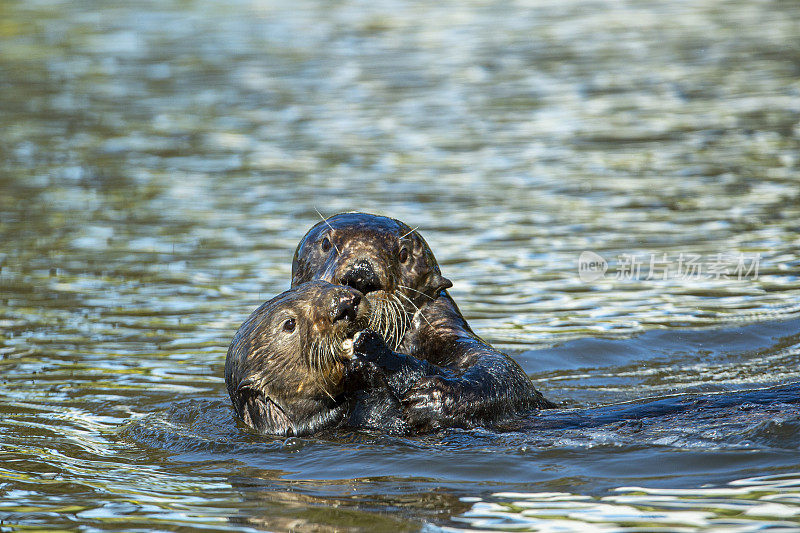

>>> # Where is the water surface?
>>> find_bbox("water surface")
[1,0,799,530]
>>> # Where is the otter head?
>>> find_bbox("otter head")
[225,280,370,434]
[291,212,452,349]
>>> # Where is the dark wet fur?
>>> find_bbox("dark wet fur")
[397,292,556,429]
[292,212,555,432]
[225,281,432,436]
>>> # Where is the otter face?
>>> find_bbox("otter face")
[291,213,452,349]
[225,281,370,433]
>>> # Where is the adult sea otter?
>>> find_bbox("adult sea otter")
[291,212,555,430]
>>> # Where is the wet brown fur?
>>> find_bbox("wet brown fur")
[292,212,555,431]
[225,281,369,436]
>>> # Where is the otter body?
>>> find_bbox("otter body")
[292,213,555,431]
[397,291,553,428]
[225,281,443,436]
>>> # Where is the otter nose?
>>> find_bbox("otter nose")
[339,260,381,295]
[331,289,361,323]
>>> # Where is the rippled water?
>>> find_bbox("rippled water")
[1,0,799,530]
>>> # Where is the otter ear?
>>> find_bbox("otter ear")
[406,229,452,297]
[428,272,452,295]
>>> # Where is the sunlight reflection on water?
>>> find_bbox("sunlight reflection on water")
[1,0,799,530]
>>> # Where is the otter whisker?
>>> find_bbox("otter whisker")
[365,292,415,351]
[393,297,406,347]
[317,337,339,401]
[315,339,336,401]
[384,304,394,342]
[384,302,395,348]
[308,339,317,374]
[389,294,409,349]
[396,291,433,328]
[368,295,398,351]
[322,346,336,399]
[400,299,411,342]
[398,284,437,301]
[368,306,379,334]
[385,305,396,348]
[400,226,419,240]
[313,340,323,385]
[306,339,321,396]
[389,295,406,348]
[394,293,412,346]
[314,207,341,255]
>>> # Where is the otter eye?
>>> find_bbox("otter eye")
[282,318,296,333]
[321,237,331,253]
[399,247,409,263]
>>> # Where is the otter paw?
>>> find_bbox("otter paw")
[401,376,455,429]
[352,329,396,368]
[343,357,388,389]
[345,355,371,375]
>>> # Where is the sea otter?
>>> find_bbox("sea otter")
[225,280,452,436]
[291,213,555,431]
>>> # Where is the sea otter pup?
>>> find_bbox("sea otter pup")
[291,213,555,431]
[225,280,450,436]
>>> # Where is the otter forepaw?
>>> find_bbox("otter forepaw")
[345,354,371,375]
[353,329,397,368]
[401,376,456,430]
